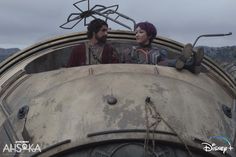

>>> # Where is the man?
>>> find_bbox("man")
[67,19,118,67]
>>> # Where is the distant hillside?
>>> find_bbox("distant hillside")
[0,46,236,79]
[201,46,236,64]
[199,46,236,79]
[0,48,20,62]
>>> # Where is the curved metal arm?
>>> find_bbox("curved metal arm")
[193,32,232,47]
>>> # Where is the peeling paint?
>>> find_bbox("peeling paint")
[54,103,63,112]
[29,112,40,122]
[117,105,144,129]
[103,99,145,129]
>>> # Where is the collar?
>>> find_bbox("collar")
[137,44,152,51]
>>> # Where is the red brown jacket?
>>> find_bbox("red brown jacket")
[67,43,119,67]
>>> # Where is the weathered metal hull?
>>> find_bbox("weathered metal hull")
[0,31,235,157]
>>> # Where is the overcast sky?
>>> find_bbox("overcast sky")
[0,0,235,49]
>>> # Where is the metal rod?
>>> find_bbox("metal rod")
[193,32,232,47]
[87,129,177,137]
[88,0,90,10]
[73,1,84,12]
[67,13,81,22]
[60,17,83,29]
[94,11,132,30]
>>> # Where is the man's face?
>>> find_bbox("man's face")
[95,25,108,43]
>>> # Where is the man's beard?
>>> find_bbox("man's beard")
[95,35,107,43]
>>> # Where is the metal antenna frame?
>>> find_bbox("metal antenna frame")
[193,32,232,47]
[60,0,136,30]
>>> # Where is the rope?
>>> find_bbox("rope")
[144,97,161,156]
[144,97,194,157]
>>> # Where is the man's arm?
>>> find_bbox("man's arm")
[67,44,86,67]
[102,44,119,64]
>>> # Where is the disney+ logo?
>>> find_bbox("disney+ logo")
[202,136,233,154]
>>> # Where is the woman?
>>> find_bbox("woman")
[130,21,204,74]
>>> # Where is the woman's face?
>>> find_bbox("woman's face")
[135,26,150,45]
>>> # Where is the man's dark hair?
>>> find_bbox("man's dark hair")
[87,19,108,39]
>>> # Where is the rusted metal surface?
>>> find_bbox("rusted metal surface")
[0,31,235,157]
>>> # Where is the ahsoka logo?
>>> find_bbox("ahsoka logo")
[202,136,233,154]
[2,141,41,153]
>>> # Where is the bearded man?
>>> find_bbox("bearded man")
[67,19,118,67]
